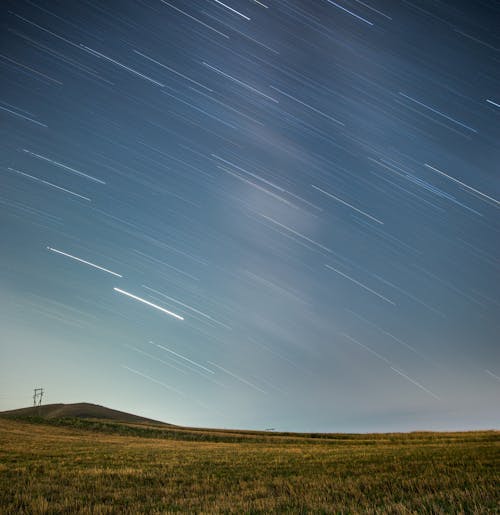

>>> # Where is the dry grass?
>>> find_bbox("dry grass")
[0,417,498,513]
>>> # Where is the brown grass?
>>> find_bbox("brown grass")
[0,417,498,513]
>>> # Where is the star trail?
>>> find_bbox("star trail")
[0,0,499,432]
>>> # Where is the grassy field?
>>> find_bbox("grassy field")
[0,416,498,514]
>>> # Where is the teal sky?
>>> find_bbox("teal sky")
[1,0,499,432]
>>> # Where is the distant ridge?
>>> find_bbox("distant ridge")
[0,402,175,426]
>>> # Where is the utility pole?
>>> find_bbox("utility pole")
[33,388,44,416]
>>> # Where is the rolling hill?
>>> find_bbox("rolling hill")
[0,402,174,426]
[0,412,498,513]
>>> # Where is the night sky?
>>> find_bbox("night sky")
[1,0,499,432]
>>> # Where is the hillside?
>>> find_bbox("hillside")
[0,416,498,513]
[0,402,174,426]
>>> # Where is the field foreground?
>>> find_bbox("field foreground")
[0,417,498,514]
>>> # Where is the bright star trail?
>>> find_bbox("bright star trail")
[1,0,498,432]
[47,247,122,277]
[113,288,184,320]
